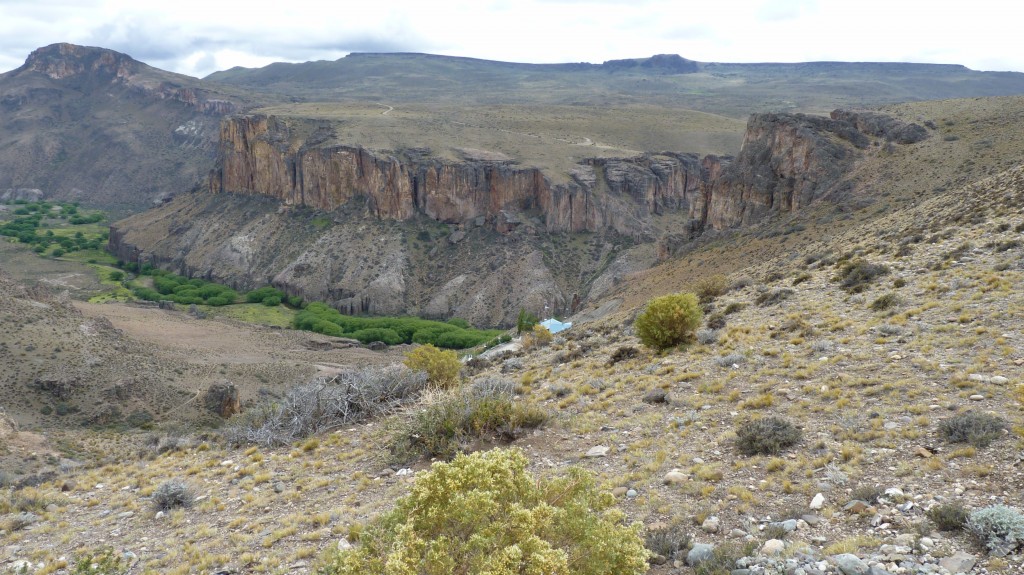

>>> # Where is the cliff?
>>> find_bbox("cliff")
[111,108,929,326]
[689,110,928,230]
[209,115,710,237]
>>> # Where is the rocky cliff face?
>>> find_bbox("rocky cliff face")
[112,108,928,325]
[210,115,710,238]
[689,111,927,230]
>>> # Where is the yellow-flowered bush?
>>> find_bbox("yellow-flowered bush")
[316,448,647,575]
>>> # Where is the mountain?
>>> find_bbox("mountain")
[205,52,1024,115]
[0,43,253,216]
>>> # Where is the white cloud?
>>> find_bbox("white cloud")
[0,0,1020,76]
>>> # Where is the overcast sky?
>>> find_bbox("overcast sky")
[0,0,1019,78]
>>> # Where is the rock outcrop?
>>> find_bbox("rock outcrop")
[689,110,928,230]
[113,107,929,325]
[209,115,710,238]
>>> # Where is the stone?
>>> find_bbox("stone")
[686,543,715,566]
[780,519,798,532]
[663,470,687,485]
[844,500,872,514]
[810,493,825,509]
[884,487,904,499]
[730,528,748,538]
[915,447,932,458]
[991,375,1009,385]
[801,514,821,526]
[761,539,785,556]
[868,566,893,575]
[702,516,721,533]
[626,488,638,498]
[917,537,934,551]
[273,482,285,493]
[832,553,869,575]
[585,445,609,458]
[938,551,976,573]
[969,394,985,401]
[642,389,669,404]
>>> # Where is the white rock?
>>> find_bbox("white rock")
[884,487,904,498]
[810,493,825,510]
[991,375,1009,385]
[701,516,721,533]
[761,539,785,556]
[969,394,985,401]
[585,446,609,458]
[663,470,687,485]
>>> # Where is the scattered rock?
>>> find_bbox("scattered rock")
[810,492,825,510]
[761,539,785,556]
[915,447,933,458]
[832,553,869,575]
[991,375,1009,384]
[701,516,720,533]
[686,543,714,566]
[642,389,669,404]
[938,551,976,573]
[626,488,638,498]
[969,394,985,401]
[663,470,687,485]
[273,481,285,494]
[585,445,609,458]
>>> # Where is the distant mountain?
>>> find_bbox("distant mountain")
[205,51,1024,114]
[0,43,254,215]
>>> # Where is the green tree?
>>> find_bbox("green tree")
[634,292,702,350]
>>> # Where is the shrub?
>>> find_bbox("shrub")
[938,411,1007,447]
[735,416,801,456]
[694,274,729,303]
[390,382,548,460]
[835,259,889,293]
[224,365,428,446]
[246,286,285,303]
[74,547,126,575]
[404,344,461,388]
[517,309,539,335]
[522,324,553,349]
[967,505,1024,555]
[755,287,793,306]
[928,502,970,531]
[351,327,403,346]
[870,292,899,311]
[645,520,692,561]
[634,292,702,350]
[315,449,647,575]
[696,329,718,345]
[152,479,194,510]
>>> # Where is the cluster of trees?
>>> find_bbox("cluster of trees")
[130,269,240,306]
[0,201,107,255]
[294,303,501,349]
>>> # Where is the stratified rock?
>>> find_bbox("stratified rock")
[203,381,240,418]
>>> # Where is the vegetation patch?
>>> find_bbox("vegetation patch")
[735,416,802,456]
[834,259,889,293]
[316,449,647,575]
[634,292,702,350]
[0,200,107,257]
[938,411,1007,447]
[295,302,501,349]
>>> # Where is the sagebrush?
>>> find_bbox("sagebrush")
[404,344,461,388]
[735,416,801,456]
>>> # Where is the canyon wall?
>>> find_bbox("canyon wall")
[209,115,709,238]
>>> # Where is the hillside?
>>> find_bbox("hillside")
[0,44,253,216]
[3,116,1023,575]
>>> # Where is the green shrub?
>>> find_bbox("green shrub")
[246,286,285,303]
[74,547,126,575]
[316,449,646,575]
[634,292,702,350]
[404,344,461,388]
[517,309,539,335]
[261,295,282,306]
[692,542,759,575]
[351,328,403,346]
[693,274,729,303]
[645,520,691,561]
[938,411,1007,447]
[735,416,801,456]
[967,505,1024,555]
[928,502,970,531]
[755,287,794,306]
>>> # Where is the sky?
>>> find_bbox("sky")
[0,0,1020,78]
